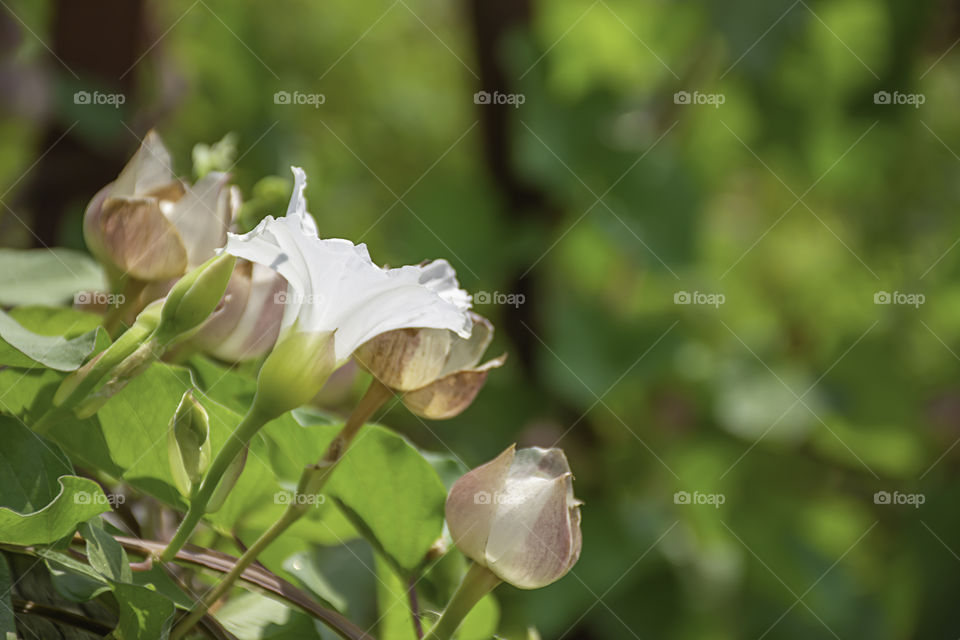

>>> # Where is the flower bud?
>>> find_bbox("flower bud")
[156,253,237,344]
[354,328,453,390]
[445,445,582,589]
[188,261,286,362]
[168,390,211,497]
[356,313,505,420]
[83,131,236,285]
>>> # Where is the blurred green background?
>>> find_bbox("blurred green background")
[3,0,960,637]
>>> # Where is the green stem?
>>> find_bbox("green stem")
[159,405,273,563]
[33,317,160,435]
[424,563,501,640]
[168,379,392,638]
[170,504,303,639]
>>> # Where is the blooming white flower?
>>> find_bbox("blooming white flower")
[220,167,473,412]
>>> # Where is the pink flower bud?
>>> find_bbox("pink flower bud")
[446,445,582,589]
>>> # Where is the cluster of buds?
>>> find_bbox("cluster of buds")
[73,132,582,640]
[82,131,286,362]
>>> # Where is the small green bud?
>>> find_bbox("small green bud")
[168,390,211,497]
[157,253,237,344]
[253,328,337,419]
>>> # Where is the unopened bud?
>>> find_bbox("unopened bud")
[168,390,211,497]
[156,253,237,344]
[445,445,582,589]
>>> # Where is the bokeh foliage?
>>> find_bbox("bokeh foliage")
[3,0,960,637]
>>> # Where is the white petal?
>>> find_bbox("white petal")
[221,171,472,363]
[485,473,576,589]
[208,263,286,361]
[445,445,515,564]
[287,166,318,236]
[414,259,472,312]
[112,130,176,198]
[440,313,493,375]
[165,171,231,267]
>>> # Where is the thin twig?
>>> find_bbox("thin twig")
[408,576,424,639]
[112,536,376,640]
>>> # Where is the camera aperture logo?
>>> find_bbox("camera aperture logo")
[874,291,924,308]
[74,491,125,506]
[274,290,325,306]
[474,290,525,308]
[674,90,725,108]
[674,490,725,508]
[274,90,326,109]
[74,291,126,307]
[674,290,725,308]
[274,491,326,507]
[474,490,523,505]
[474,90,525,108]
[74,90,126,108]
[873,90,924,108]
[873,490,924,508]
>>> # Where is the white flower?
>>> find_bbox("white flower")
[220,167,473,414]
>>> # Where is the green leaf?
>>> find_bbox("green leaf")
[44,362,284,534]
[216,591,323,640]
[375,555,417,640]
[43,549,112,602]
[111,582,176,640]
[0,416,109,545]
[266,414,448,574]
[0,415,73,511]
[80,522,132,584]
[282,551,348,613]
[458,593,499,640]
[0,554,15,640]
[0,476,110,546]
[0,367,63,420]
[0,308,102,371]
[0,248,107,307]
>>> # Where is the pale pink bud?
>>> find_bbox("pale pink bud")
[446,445,582,589]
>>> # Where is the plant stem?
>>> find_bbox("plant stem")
[170,505,302,639]
[159,405,272,563]
[168,379,392,638]
[423,563,501,640]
